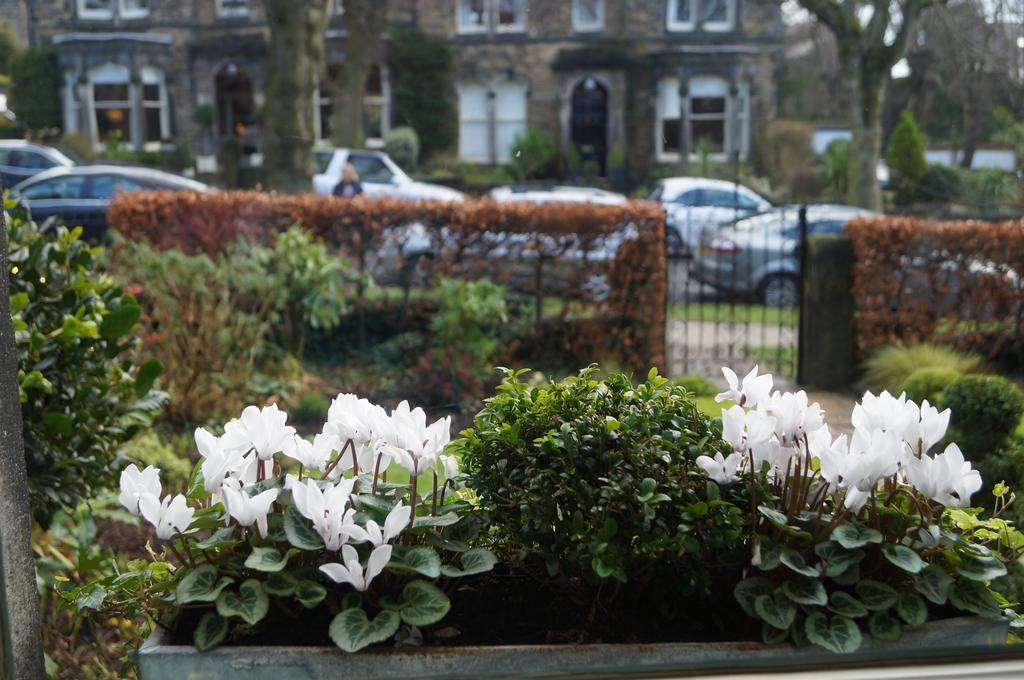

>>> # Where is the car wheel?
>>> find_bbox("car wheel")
[761,274,799,308]
[666,228,686,259]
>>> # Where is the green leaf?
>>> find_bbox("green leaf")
[831,564,860,586]
[832,523,883,549]
[194,612,229,652]
[264,571,298,597]
[396,580,451,626]
[734,577,774,618]
[782,576,828,606]
[762,621,789,645]
[868,610,903,641]
[99,302,141,339]
[780,548,819,577]
[135,359,163,398]
[895,592,928,626]
[216,579,269,625]
[76,586,106,611]
[814,541,865,578]
[186,461,210,501]
[804,612,863,654]
[828,591,868,618]
[949,579,1002,618]
[194,526,235,551]
[914,565,953,605]
[754,590,797,630]
[856,580,898,611]
[294,580,327,608]
[438,548,498,577]
[389,546,442,578]
[329,608,400,653]
[284,504,324,550]
[10,292,29,314]
[411,512,460,528]
[243,547,295,573]
[758,506,790,527]
[42,412,73,438]
[881,544,926,574]
[957,554,1008,582]
[176,565,234,604]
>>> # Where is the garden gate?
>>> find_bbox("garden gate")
[666,205,807,385]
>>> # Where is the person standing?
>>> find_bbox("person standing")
[333,163,363,198]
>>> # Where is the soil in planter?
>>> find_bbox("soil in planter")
[169,566,759,649]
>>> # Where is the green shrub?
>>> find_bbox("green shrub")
[886,111,926,206]
[757,118,814,198]
[960,168,1020,212]
[9,46,62,131]
[674,374,720,397]
[428,277,508,365]
[389,28,456,160]
[814,138,850,201]
[0,20,19,76]
[454,367,746,602]
[862,343,979,393]
[119,431,192,492]
[900,366,960,405]
[291,391,329,424]
[943,374,1024,456]
[917,164,961,204]
[511,125,558,181]
[384,126,421,170]
[8,206,165,522]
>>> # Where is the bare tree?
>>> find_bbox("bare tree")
[329,0,389,148]
[796,0,946,209]
[262,0,332,192]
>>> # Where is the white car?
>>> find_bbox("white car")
[648,177,771,255]
[312,148,463,201]
[489,184,627,206]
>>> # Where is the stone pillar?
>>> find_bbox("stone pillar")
[798,233,856,389]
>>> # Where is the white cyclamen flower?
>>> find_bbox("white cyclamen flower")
[904,443,982,508]
[118,464,162,516]
[138,493,194,540]
[285,433,337,472]
[320,544,392,592]
[852,391,914,437]
[221,404,296,460]
[221,484,280,537]
[363,502,411,547]
[716,365,773,407]
[289,476,365,550]
[901,399,951,456]
[695,451,744,485]
[721,405,776,453]
[196,427,246,494]
[762,390,826,444]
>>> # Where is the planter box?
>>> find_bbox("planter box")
[138,617,1014,680]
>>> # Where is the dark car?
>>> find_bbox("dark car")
[11,165,207,241]
[0,141,75,190]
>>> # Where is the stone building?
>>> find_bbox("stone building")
[19,0,783,179]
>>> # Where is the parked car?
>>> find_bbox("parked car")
[0,141,75,190]
[690,204,876,307]
[11,165,208,242]
[312,148,464,201]
[648,177,772,256]
[489,184,627,206]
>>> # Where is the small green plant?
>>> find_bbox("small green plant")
[608,144,625,171]
[901,366,960,405]
[511,125,557,181]
[384,126,421,170]
[120,432,193,492]
[943,375,1024,456]
[814,138,850,201]
[428,277,508,367]
[674,374,720,397]
[917,164,962,204]
[886,111,926,206]
[862,343,980,393]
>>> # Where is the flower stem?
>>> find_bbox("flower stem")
[431,471,438,516]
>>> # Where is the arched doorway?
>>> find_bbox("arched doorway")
[215,64,257,155]
[571,77,608,176]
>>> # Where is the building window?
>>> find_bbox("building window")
[217,0,250,18]
[141,67,169,147]
[457,0,525,34]
[90,64,131,147]
[333,0,344,15]
[458,83,489,162]
[121,0,149,19]
[688,76,728,156]
[78,0,115,20]
[363,65,390,148]
[494,80,526,163]
[572,0,603,32]
[656,76,682,161]
[702,0,734,31]
[666,0,694,31]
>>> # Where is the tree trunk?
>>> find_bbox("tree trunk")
[959,67,980,169]
[0,210,45,680]
[331,0,388,148]
[263,0,331,192]
[844,49,884,211]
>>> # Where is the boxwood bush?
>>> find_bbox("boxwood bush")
[454,367,748,602]
[944,374,1024,455]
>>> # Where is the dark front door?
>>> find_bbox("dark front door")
[571,77,608,176]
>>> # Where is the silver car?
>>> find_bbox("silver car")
[690,204,876,307]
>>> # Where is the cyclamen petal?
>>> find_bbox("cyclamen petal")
[118,464,162,516]
[139,493,194,540]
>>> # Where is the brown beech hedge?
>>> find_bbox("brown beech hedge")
[108,191,667,371]
[846,215,1024,363]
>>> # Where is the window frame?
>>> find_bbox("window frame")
[216,0,250,19]
[655,76,682,162]
[701,0,735,32]
[77,0,116,20]
[140,67,169,149]
[493,80,527,163]
[456,0,490,34]
[494,0,527,33]
[457,82,491,163]
[89,64,133,150]
[120,0,150,19]
[572,0,604,32]
[362,65,390,149]
[687,76,729,160]
[666,0,696,32]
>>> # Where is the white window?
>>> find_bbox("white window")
[458,83,489,163]
[736,80,750,159]
[121,0,149,19]
[702,0,734,31]
[333,0,344,15]
[572,0,604,32]
[457,0,489,33]
[90,64,131,147]
[656,76,681,161]
[78,0,115,20]
[217,0,250,18]
[363,65,390,149]
[141,67,169,148]
[457,0,525,34]
[688,76,728,156]
[666,0,695,31]
[494,81,526,163]
[63,71,80,135]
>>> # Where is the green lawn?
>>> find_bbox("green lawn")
[670,303,798,326]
